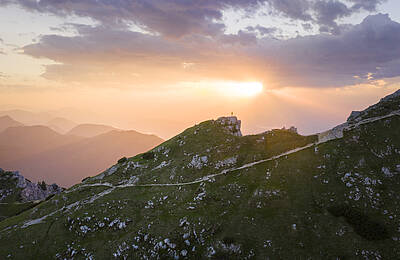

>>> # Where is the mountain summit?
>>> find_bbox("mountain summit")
[0,90,399,259]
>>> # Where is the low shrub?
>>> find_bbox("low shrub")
[142,152,155,160]
[118,157,128,164]
[328,204,389,240]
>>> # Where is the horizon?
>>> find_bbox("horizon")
[0,88,398,140]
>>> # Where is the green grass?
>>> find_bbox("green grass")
[0,112,399,259]
[0,202,39,222]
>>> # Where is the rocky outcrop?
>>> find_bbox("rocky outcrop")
[287,126,298,134]
[0,169,63,202]
[321,89,400,143]
[216,116,242,137]
[347,89,400,123]
[318,122,348,143]
[381,89,400,102]
[347,111,362,122]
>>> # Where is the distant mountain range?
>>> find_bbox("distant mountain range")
[0,114,163,187]
[0,125,82,164]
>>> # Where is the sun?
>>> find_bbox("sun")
[182,80,264,98]
[230,82,263,97]
[210,81,263,97]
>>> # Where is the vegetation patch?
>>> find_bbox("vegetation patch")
[328,204,389,241]
[141,152,155,160]
[118,157,128,164]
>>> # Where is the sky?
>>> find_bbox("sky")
[0,0,400,139]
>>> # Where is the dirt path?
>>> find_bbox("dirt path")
[15,111,400,229]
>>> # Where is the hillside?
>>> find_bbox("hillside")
[66,124,119,138]
[0,90,399,259]
[0,116,23,133]
[2,130,164,187]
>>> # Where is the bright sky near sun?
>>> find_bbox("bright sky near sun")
[0,0,400,138]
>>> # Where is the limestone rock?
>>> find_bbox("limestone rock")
[347,111,362,122]
[216,116,242,136]
[0,169,63,202]
[19,180,63,202]
[381,89,400,102]
[288,126,298,134]
[318,122,348,143]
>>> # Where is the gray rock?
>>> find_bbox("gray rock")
[216,116,242,137]
[1,170,63,202]
[318,122,348,143]
[20,180,63,202]
[347,111,362,122]
[381,89,400,102]
[288,126,298,134]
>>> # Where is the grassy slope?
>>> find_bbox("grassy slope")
[0,115,399,259]
[0,171,41,221]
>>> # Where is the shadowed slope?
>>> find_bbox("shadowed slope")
[0,116,23,133]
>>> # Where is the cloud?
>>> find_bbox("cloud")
[22,24,258,87]
[246,25,278,36]
[21,13,400,89]
[313,0,351,34]
[302,23,313,31]
[1,0,252,38]
[1,0,388,37]
[267,0,313,21]
[348,0,387,12]
[250,14,400,87]
[0,39,5,55]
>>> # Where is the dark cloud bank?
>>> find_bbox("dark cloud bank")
[3,0,400,88]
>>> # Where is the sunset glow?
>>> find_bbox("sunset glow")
[0,1,399,138]
[219,82,264,97]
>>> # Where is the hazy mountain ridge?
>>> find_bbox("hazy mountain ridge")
[0,90,399,259]
[0,116,23,133]
[46,117,78,134]
[0,112,164,187]
[66,124,119,138]
[0,125,83,166]
[4,129,164,187]
[0,110,54,126]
